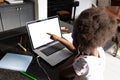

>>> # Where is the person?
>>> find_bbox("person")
[47,7,118,80]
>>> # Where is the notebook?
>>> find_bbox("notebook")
[26,16,73,66]
[0,53,33,72]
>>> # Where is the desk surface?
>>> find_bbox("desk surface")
[0,21,73,80]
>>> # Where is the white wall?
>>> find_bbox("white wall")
[75,0,96,18]
[34,0,47,20]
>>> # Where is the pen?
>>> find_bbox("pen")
[17,43,27,52]
[20,71,37,80]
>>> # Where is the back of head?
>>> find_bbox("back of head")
[72,7,117,54]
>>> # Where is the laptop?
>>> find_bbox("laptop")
[26,16,73,66]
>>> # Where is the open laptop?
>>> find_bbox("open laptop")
[26,16,73,66]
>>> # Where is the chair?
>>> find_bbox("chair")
[56,1,79,23]
[111,0,120,5]
[105,6,120,57]
[112,27,120,57]
[48,1,79,23]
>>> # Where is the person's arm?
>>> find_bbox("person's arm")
[47,33,76,52]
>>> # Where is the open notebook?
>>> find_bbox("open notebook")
[0,53,33,72]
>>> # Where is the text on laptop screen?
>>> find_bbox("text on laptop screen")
[27,17,62,49]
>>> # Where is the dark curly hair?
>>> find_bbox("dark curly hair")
[72,7,117,55]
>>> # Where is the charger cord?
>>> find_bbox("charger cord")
[36,56,51,80]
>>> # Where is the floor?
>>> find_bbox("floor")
[104,41,120,80]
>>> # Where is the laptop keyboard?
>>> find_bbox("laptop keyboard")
[41,43,65,56]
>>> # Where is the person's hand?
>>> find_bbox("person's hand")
[47,33,61,41]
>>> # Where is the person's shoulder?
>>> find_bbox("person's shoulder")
[73,56,89,76]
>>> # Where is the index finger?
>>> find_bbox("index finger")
[47,33,52,35]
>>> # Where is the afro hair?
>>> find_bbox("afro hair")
[72,7,117,54]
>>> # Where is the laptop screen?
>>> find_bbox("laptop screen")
[27,16,62,49]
